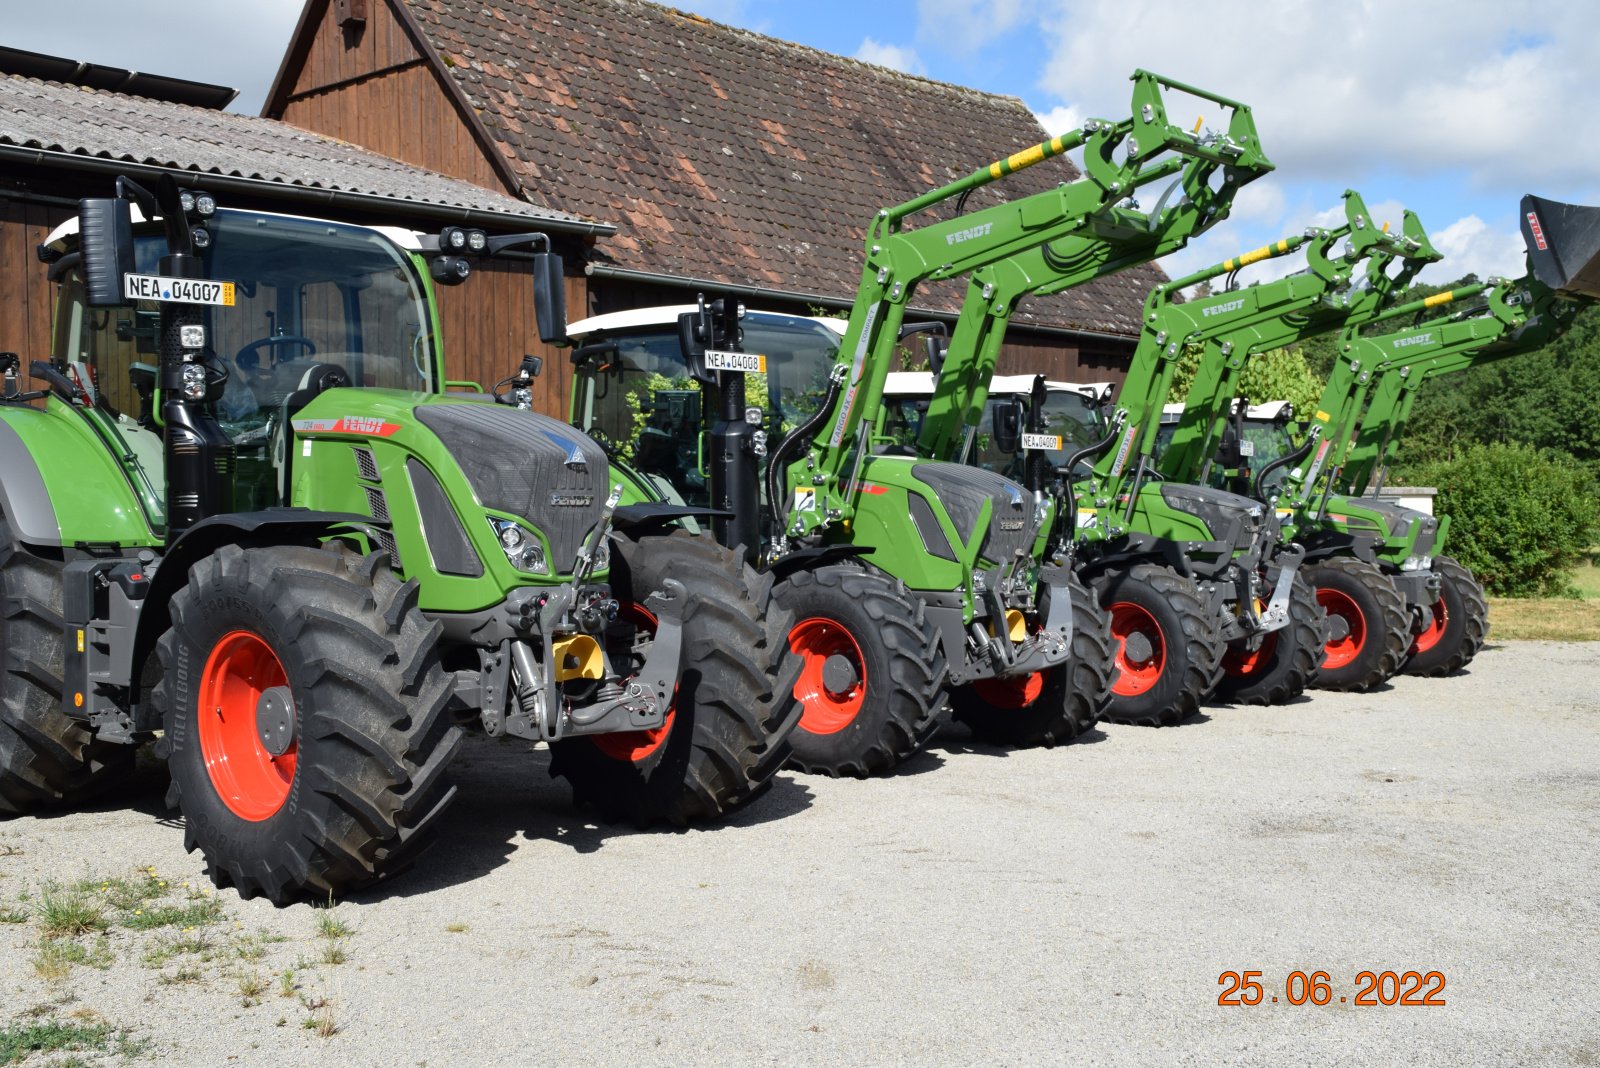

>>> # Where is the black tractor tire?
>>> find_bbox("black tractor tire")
[549,531,802,824]
[772,563,947,777]
[0,519,134,815]
[1402,555,1489,677]
[1214,572,1324,706]
[1089,563,1223,727]
[951,572,1112,747]
[1303,555,1409,692]
[156,544,460,904]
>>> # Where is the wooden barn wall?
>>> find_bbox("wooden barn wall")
[287,0,422,91]
[0,198,73,368]
[436,260,588,417]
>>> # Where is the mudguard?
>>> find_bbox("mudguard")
[0,401,158,549]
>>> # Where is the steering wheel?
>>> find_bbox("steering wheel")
[235,335,317,367]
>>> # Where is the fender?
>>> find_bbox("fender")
[764,543,873,582]
[0,403,157,549]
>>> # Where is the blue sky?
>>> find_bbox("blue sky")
[8,0,1597,286]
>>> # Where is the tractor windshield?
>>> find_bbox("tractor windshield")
[572,313,840,505]
[970,388,1103,478]
[52,209,437,511]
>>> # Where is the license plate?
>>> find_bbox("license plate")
[704,349,766,373]
[1020,433,1062,451]
[123,273,236,307]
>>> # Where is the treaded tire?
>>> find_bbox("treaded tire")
[1402,555,1489,677]
[951,571,1112,747]
[1304,555,1409,692]
[549,531,801,824]
[1090,563,1223,727]
[1215,573,1323,706]
[774,563,947,777]
[0,518,134,815]
[156,544,460,904]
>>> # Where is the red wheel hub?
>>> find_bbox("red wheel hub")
[1410,596,1448,655]
[1223,632,1278,678]
[1109,601,1166,697]
[1317,587,1367,670]
[592,603,676,763]
[197,630,296,822]
[788,617,866,734]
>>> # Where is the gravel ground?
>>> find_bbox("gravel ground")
[2,640,1597,1067]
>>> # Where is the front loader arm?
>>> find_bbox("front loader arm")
[775,69,1271,544]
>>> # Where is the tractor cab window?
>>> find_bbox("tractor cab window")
[572,313,840,507]
[53,210,436,510]
[970,389,1102,478]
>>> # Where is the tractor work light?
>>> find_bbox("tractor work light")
[180,363,207,399]
[195,193,216,216]
[178,190,195,214]
[439,227,488,253]
[191,228,211,249]
[431,256,471,285]
[468,230,487,252]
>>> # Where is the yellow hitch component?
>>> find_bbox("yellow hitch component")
[1193,115,1204,134]
[552,634,604,682]
[1382,220,1390,234]
[1423,289,1456,308]
[1004,609,1028,642]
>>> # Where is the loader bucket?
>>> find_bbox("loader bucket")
[1521,194,1600,299]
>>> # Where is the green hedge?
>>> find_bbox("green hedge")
[1409,443,1600,597]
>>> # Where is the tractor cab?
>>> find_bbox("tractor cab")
[44,206,441,517]
[566,305,844,508]
[1155,400,1299,495]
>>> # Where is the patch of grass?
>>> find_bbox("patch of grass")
[140,933,211,969]
[302,1007,338,1039]
[0,1019,113,1064]
[278,969,298,999]
[121,897,223,931]
[76,873,164,912]
[35,888,108,939]
[33,938,114,981]
[314,910,353,940]
[318,942,348,967]
[237,971,267,1007]
[1485,560,1600,641]
[444,922,468,934]
[158,966,204,986]
[0,905,27,924]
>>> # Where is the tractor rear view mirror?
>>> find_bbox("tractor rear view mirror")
[530,252,568,345]
[992,399,1022,455]
[78,197,135,308]
[676,312,711,383]
[1521,195,1600,300]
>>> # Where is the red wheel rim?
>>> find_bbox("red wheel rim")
[592,603,676,763]
[1223,632,1278,678]
[197,630,296,822]
[972,672,1045,708]
[788,617,866,735]
[1317,587,1367,670]
[1410,596,1448,655]
[1109,602,1165,697]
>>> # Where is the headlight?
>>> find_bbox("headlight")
[488,517,549,574]
[591,537,611,572]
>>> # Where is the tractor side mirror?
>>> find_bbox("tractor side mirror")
[676,311,711,383]
[78,197,135,308]
[925,337,947,376]
[530,252,568,345]
[992,398,1022,455]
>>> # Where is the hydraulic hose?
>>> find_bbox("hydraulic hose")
[1252,434,1317,500]
[1054,420,1124,516]
[766,371,845,536]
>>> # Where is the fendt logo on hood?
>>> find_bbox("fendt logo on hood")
[549,492,595,508]
[1202,298,1246,318]
[946,222,994,246]
[1392,334,1434,349]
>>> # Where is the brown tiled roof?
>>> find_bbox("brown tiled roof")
[0,71,602,231]
[397,0,1166,336]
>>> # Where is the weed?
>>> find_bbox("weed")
[0,1018,113,1064]
[0,905,27,925]
[278,969,298,999]
[302,1007,338,1039]
[238,971,267,1007]
[315,910,353,940]
[158,966,204,986]
[33,938,113,980]
[0,843,23,857]
[445,922,469,934]
[141,934,211,969]
[35,888,108,939]
[77,873,163,912]
[122,898,223,931]
[319,942,348,967]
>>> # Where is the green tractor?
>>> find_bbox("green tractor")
[566,71,1271,773]
[0,177,798,903]
[1156,195,1600,687]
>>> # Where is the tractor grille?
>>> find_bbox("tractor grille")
[414,402,609,570]
[352,446,380,482]
[910,462,1036,565]
[363,486,390,523]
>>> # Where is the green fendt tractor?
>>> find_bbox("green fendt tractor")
[567,71,1271,773]
[0,177,797,903]
[1161,194,1600,684]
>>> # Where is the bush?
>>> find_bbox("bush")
[1168,344,1324,414]
[1406,443,1600,597]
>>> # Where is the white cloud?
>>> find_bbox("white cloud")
[1419,214,1529,282]
[1031,104,1084,137]
[1026,0,1600,204]
[854,38,926,76]
[916,0,1030,54]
